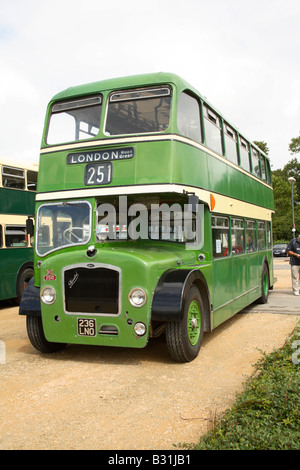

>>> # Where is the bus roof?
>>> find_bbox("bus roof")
[0,158,39,172]
[51,72,194,101]
[49,72,268,159]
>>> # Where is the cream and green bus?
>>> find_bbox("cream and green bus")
[20,73,274,362]
[0,160,37,300]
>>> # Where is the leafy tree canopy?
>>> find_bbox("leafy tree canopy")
[289,135,300,154]
[253,136,300,241]
[271,158,300,241]
[253,141,269,155]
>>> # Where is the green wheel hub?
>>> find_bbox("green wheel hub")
[187,300,201,346]
[263,271,268,297]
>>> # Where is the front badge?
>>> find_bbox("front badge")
[44,269,57,281]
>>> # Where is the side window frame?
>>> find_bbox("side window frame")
[231,218,245,255]
[203,105,223,155]
[5,225,28,248]
[177,91,202,143]
[212,215,230,258]
[239,138,251,172]
[224,123,238,164]
[246,219,257,253]
[2,166,25,190]
[251,147,261,178]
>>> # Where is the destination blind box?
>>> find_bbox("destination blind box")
[67,147,134,164]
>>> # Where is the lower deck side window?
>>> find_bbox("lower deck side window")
[212,216,270,257]
[258,221,266,250]
[246,220,257,252]
[212,216,229,258]
[5,225,27,247]
[231,218,245,255]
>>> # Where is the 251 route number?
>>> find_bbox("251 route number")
[84,163,112,186]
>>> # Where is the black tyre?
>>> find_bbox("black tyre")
[258,263,269,304]
[26,316,66,353]
[166,285,204,362]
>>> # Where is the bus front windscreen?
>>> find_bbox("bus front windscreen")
[47,96,102,145]
[36,201,92,256]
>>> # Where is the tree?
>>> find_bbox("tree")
[253,141,269,155]
[289,135,300,154]
[272,174,297,240]
[272,161,300,241]
[280,158,300,202]
[253,138,300,240]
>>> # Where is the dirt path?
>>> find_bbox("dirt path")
[0,258,299,450]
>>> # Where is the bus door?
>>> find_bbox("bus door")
[211,216,233,326]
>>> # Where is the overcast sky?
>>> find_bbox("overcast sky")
[0,0,300,170]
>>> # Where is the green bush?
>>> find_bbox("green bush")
[187,324,300,450]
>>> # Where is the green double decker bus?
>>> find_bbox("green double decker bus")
[0,160,37,301]
[20,73,274,362]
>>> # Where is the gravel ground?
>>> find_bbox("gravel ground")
[0,257,299,450]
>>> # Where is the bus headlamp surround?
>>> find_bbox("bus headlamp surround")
[129,288,147,307]
[41,286,56,305]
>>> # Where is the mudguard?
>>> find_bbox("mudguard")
[19,277,41,316]
[151,269,210,322]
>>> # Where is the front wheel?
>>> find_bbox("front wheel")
[26,316,66,353]
[166,285,204,362]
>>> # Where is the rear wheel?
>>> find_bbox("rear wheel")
[166,285,204,362]
[26,316,66,353]
[258,263,269,304]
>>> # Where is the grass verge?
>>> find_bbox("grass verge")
[182,322,300,450]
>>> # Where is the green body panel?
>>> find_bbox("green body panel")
[0,247,32,300]
[0,187,35,300]
[35,194,273,347]
[38,140,274,211]
[38,241,198,348]
[0,188,35,215]
[211,250,273,329]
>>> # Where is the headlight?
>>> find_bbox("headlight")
[134,322,147,336]
[129,288,147,307]
[41,286,56,305]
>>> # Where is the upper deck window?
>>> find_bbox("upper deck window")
[203,106,223,156]
[224,124,238,164]
[47,95,102,145]
[239,138,251,172]
[265,159,272,185]
[177,92,202,143]
[251,147,261,178]
[2,166,25,189]
[260,155,267,181]
[105,87,171,135]
[27,170,38,191]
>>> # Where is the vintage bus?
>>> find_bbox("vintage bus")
[20,73,274,362]
[0,160,38,301]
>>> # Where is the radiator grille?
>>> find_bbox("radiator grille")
[64,266,119,314]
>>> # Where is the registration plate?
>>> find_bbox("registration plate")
[84,162,112,186]
[77,318,97,337]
